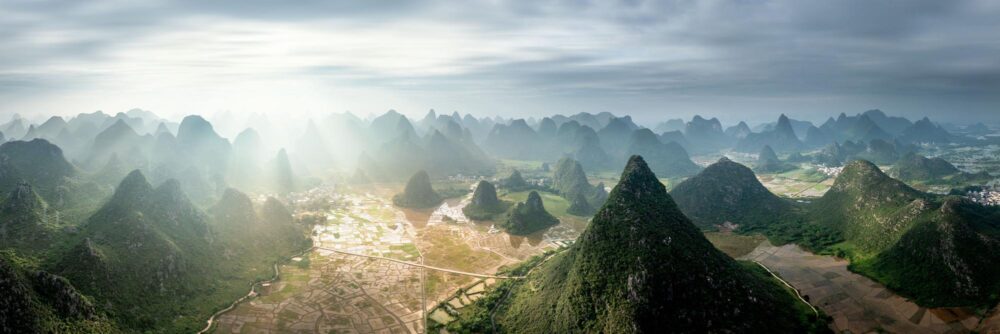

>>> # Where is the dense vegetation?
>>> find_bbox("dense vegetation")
[671,157,797,231]
[0,251,119,333]
[0,108,992,332]
[890,152,992,185]
[851,197,1000,307]
[0,139,76,199]
[52,171,310,331]
[499,170,531,191]
[891,152,960,180]
[810,160,929,252]
[762,160,1000,307]
[497,191,559,235]
[392,170,443,209]
[0,182,57,256]
[755,145,795,173]
[551,157,607,209]
[462,180,511,220]
[566,192,595,216]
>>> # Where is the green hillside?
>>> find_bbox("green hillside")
[392,170,443,209]
[55,170,309,332]
[463,181,511,220]
[498,191,559,235]
[552,157,607,209]
[890,152,992,186]
[500,169,531,191]
[566,192,595,216]
[812,160,928,253]
[0,182,58,257]
[486,156,825,333]
[0,139,76,201]
[671,157,796,231]
[809,160,1000,307]
[755,145,795,173]
[853,197,1000,307]
[0,251,119,333]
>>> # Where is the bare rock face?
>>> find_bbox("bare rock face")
[0,253,104,333]
[0,256,41,333]
[32,270,97,320]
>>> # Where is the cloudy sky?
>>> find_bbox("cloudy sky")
[1,0,998,125]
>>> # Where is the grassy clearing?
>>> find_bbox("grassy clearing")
[738,261,833,333]
[418,226,503,272]
[776,167,828,183]
[704,232,767,258]
[499,159,547,173]
[500,191,571,217]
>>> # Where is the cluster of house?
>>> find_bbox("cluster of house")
[966,187,1000,206]
[817,166,843,177]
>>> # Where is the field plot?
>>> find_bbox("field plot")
[311,192,419,261]
[980,307,1000,334]
[704,231,766,258]
[410,187,583,310]
[926,144,1000,176]
[212,184,579,334]
[758,166,834,198]
[213,252,424,334]
[425,278,500,328]
[742,242,982,334]
[498,190,590,237]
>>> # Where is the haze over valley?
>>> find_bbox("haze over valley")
[2,1,1000,333]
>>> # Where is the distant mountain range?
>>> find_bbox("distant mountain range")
[736,114,803,153]
[0,108,975,195]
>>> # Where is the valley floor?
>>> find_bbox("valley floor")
[742,241,982,334]
[209,184,569,333]
[980,308,1000,333]
[208,180,1000,334]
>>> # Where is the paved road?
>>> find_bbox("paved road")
[314,246,525,279]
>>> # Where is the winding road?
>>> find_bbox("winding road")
[197,247,314,334]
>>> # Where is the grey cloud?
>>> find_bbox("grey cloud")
[0,0,998,122]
